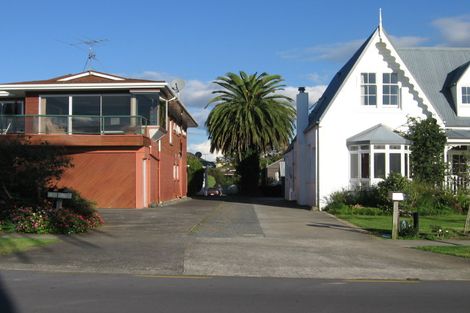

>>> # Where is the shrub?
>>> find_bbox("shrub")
[376,173,411,213]
[10,207,50,233]
[47,208,103,234]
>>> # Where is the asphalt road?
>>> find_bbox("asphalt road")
[1,270,469,313]
[1,197,470,280]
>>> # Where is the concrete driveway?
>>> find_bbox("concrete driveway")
[1,197,469,280]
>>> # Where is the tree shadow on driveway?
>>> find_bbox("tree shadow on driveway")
[306,222,370,235]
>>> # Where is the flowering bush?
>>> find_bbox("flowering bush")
[1,191,104,235]
[10,207,50,233]
[48,208,103,234]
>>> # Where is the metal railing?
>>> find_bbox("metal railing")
[0,114,148,135]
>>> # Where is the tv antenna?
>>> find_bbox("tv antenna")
[63,38,108,71]
[170,79,186,97]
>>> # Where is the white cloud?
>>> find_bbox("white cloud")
[279,39,364,62]
[187,139,222,162]
[180,80,218,108]
[279,35,428,63]
[279,85,327,106]
[433,15,470,46]
[132,71,217,108]
[389,35,429,47]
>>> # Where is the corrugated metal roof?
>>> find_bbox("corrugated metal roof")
[305,28,470,130]
[397,48,470,127]
[347,124,410,145]
[446,129,470,140]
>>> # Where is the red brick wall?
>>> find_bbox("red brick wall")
[156,118,188,203]
[24,94,39,114]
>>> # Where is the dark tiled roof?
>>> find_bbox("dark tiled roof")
[2,70,162,85]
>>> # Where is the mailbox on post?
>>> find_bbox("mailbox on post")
[389,192,405,240]
[47,189,72,209]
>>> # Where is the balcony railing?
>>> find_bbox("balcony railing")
[0,115,148,135]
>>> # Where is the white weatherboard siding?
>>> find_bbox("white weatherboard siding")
[314,31,429,208]
[286,24,470,209]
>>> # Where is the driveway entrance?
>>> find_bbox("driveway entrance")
[1,198,469,280]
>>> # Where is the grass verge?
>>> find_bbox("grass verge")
[415,246,470,258]
[336,214,468,239]
[0,237,58,255]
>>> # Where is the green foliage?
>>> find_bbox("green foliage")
[405,117,447,185]
[324,188,381,212]
[376,173,411,213]
[399,219,418,238]
[236,149,261,195]
[0,137,72,207]
[205,71,295,193]
[325,173,468,216]
[207,175,216,188]
[415,246,470,258]
[0,139,103,234]
[187,154,204,195]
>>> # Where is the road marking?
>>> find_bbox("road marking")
[344,279,420,284]
[188,202,224,234]
[137,274,211,280]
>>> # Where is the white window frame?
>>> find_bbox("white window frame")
[382,73,400,107]
[360,73,377,106]
[462,87,470,104]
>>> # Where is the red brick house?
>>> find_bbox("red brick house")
[0,71,197,208]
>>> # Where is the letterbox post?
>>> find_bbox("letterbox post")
[389,192,405,240]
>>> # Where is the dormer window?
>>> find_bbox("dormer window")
[462,87,470,104]
[383,73,399,106]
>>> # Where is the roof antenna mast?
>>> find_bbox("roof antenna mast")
[379,8,383,28]
[78,39,108,71]
[378,8,383,39]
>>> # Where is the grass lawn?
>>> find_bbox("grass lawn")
[336,214,468,239]
[0,237,58,255]
[415,246,470,258]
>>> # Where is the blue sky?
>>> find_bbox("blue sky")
[1,0,469,159]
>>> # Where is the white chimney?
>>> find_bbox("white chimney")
[296,87,309,145]
[295,87,309,206]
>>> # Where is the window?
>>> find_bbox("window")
[383,73,399,106]
[102,95,131,116]
[0,101,24,115]
[374,153,385,178]
[102,95,131,133]
[43,96,69,115]
[350,154,359,178]
[361,73,376,106]
[42,96,69,133]
[136,94,159,125]
[452,154,467,175]
[361,153,370,178]
[390,153,401,174]
[463,87,470,104]
[72,96,101,134]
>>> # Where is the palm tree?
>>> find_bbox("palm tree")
[205,71,295,193]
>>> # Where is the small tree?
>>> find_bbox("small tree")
[187,154,204,195]
[0,137,72,209]
[406,117,447,186]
